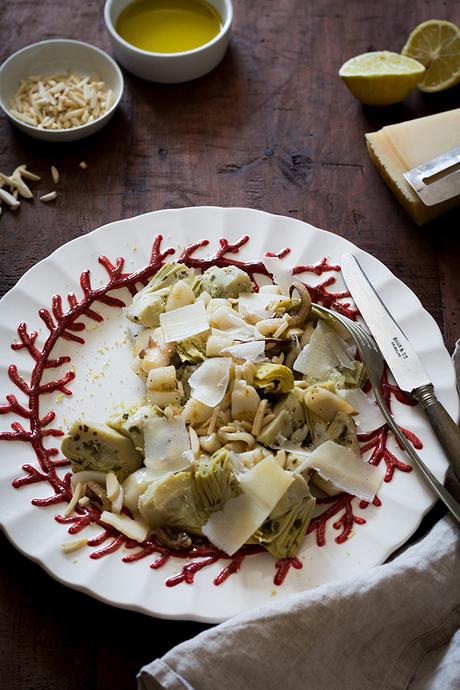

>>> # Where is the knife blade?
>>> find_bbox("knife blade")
[340,253,430,393]
[341,252,460,486]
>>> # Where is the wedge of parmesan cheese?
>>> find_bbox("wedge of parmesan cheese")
[366,109,460,225]
[143,415,191,478]
[160,301,210,343]
[202,456,294,555]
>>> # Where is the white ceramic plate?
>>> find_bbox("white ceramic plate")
[0,207,457,623]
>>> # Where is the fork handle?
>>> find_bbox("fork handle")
[413,384,460,485]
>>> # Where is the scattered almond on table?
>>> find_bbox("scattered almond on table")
[0,164,40,214]
[51,165,60,184]
[0,160,90,219]
[39,191,57,203]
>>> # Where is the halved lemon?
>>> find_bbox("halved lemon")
[402,19,460,92]
[339,51,426,106]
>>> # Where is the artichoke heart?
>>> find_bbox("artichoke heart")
[257,391,308,447]
[253,362,294,395]
[108,404,160,454]
[176,334,207,364]
[249,475,316,558]
[61,421,143,481]
[193,449,241,513]
[126,263,197,327]
[145,262,197,293]
[138,471,206,534]
[312,411,360,455]
[272,296,300,316]
[197,266,253,298]
[342,361,367,389]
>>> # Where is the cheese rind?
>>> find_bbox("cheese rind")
[366,108,460,225]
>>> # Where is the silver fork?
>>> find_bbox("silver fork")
[313,303,460,523]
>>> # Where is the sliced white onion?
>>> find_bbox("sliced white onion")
[100,511,149,543]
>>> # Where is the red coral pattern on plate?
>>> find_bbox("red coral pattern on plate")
[0,235,422,586]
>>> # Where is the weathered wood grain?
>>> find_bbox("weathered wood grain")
[0,1,459,688]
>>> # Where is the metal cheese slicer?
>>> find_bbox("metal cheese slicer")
[404,145,460,206]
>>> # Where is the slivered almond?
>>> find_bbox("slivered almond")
[251,398,268,437]
[10,71,113,130]
[63,481,83,517]
[51,165,59,184]
[61,537,88,553]
[0,188,20,209]
[11,168,33,198]
[40,191,57,202]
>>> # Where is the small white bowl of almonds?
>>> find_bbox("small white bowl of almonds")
[0,39,124,142]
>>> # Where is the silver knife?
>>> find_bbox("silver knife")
[341,253,460,485]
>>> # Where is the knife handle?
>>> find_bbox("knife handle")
[413,384,460,485]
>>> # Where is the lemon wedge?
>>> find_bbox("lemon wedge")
[402,19,460,92]
[339,51,426,105]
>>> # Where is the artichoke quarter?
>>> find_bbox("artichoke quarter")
[249,474,316,558]
[61,421,143,481]
[253,362,294,395]
[257,391,308,447]
[126,262,197,327]
[197,266,253,299]
[193,449,240,513]
[138,471,206,534]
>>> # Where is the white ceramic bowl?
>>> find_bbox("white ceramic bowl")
[0,40,124,142]
[104,0,233,83]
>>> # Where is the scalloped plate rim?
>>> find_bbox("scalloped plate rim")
[0,206,457,624]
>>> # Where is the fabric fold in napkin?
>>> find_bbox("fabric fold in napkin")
[138,517,460,690]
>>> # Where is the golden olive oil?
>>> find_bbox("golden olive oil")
[116,0,222,54]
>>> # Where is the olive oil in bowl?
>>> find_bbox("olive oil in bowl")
[116,0,223,54]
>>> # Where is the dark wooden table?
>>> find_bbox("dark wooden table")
[1,1,459,688]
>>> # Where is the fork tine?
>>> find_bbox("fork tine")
[310,302,460,522]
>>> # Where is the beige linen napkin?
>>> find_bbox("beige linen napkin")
[138,516,460,690]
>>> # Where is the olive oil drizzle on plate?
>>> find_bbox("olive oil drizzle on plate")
[116,0,222,54]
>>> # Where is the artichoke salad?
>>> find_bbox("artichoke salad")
[61,261,384,559]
